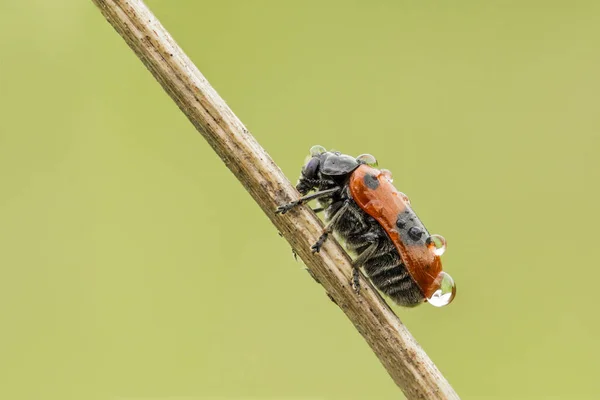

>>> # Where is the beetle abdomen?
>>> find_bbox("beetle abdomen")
[362,251,424,307]
[328,198,425,307]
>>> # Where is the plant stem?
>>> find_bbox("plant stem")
[90,1,459,398]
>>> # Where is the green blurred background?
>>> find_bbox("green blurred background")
[1,1,599,399]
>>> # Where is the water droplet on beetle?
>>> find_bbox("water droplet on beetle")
[310,145,326,157]
[398,192,411,205]
[427,272,456,307]
[426,234,447,256]
[356,154,378,167]
[379,169,393,182]
[365,199,384,215]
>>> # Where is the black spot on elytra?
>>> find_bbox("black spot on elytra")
[396,209,413,229]
[396,214,406,229]
[363,174,379,190]
[408,226,423,241]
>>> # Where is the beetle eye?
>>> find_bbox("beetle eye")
[356,153,378,167]
[302,157,320,179]
[309,145,327,157]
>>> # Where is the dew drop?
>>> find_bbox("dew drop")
[398,192,411,205]
[426,234,447,256]
[356,154,378,167]
[366,199,384,215]
[310,145,327,157]
[427,272,456,307]
[379,169,393,182]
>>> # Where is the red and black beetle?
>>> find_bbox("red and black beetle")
[277,146,456,307]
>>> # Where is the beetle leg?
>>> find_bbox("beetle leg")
[351,241,379,268]
[311,232,329,253]
[346,203,369,230]
[351,241,379,293]
[276,187,340,214]
[311,200,350,253]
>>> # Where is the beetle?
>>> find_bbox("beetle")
[276,145,456,307]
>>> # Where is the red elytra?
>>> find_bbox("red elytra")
[349,164,443,298]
